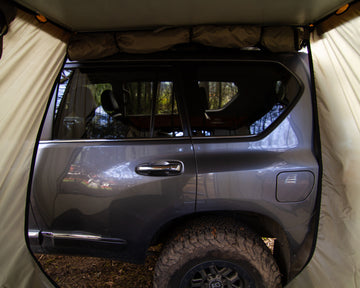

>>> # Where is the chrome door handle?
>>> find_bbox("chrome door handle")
[135,160,183,176]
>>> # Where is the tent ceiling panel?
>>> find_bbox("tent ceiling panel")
[14,0,351,32]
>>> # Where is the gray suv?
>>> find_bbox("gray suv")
[27,49,320,288]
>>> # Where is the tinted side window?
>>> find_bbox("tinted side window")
[187,62,301,137]
[54,67,183,139]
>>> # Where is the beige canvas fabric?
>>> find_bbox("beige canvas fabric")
[261,26,303,52]
[0,9,68,288]
[116,28,190,53]
[68,32,119,60]
[192,25,261,48]
[289,2,360,287]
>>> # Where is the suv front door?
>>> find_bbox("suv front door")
[29,64,197,260]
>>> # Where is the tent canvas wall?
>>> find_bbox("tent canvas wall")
[0,9,69,287]
[1,1,360,287]
[289,4,360,286]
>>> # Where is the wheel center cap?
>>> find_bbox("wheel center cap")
[209,279,224,288]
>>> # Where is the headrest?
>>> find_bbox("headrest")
[101,89,122,117]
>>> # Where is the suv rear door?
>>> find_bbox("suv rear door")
[184,57,319,272]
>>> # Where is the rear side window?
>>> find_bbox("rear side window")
[187,62,302,137]
[54,67,183,140]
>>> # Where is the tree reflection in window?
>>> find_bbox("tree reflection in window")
[250,104,285,135]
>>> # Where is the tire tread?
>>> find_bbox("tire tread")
[154,216,282,288]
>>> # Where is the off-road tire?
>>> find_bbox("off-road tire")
[153,217,282,288]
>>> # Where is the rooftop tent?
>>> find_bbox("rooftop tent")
[0,0,359,287]
[12,0,352,30]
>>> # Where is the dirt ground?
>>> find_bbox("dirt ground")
[35,251,159,288]
[36,239,274,288]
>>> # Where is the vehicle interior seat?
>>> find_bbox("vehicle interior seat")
[58,86,97,139]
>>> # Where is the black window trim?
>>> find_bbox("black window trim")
[47,57,304,143]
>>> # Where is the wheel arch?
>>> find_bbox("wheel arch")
[149,210,291,285]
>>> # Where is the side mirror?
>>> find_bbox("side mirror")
[0,0,16,59]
